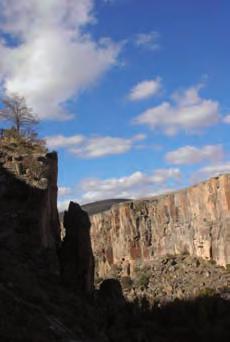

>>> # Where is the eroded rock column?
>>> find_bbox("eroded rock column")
[59,202,94,294]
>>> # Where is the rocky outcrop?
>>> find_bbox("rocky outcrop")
[59,202,94,294]
[0,137,97,340]
[0,146,60,290]
[90,174,230,278]
[120,254,230,304]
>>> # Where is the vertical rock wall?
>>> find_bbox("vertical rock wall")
[40,152,60,250]
[90,174,230,278]
[59,202,94,294]
[0,150,60,287]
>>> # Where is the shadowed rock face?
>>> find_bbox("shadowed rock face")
[90,174,230,278]
[40,152,60,251]
[0,150,60,291]
[59,201,94,294]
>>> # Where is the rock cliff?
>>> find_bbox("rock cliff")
[90,174,230,278]
[1,133,230,341]
[59,201,94,294]
[0,135,60,289]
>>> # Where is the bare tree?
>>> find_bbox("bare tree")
[0,94,38,133]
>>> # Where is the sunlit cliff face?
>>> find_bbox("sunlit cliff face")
[90,174,230,279]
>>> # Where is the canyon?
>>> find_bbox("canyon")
[1,132,230,341]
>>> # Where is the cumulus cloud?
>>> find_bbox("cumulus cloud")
[134,84,220,135]
[165,144,224,165]
[45,134,85,149]
[135,31,160,50]
[128,77,162,101]
[80,168,181,202]
[57,168,180,209]
[46,133,146,158]
[191,162,230,183]
[223,115,230,124]
[0,0,121,120]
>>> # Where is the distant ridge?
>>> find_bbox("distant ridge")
[82,198,131,216]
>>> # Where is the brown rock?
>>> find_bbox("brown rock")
[90,174,230,278]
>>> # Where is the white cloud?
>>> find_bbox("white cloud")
[46,133,146,158]
[135,31,160,50]
[70,134,145,158]
[46,134,85,149]
[165,144,224,165]
[57,160,230,210]
[192,162,230,182]
[0,0,121,120]
[80,168,181,202]
[57,168,181,207]
[134,84,220,135]
[223,115,230,124]
[128,77,162,101]
[58,186,71,197]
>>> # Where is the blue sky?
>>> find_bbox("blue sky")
[0,0,229,209]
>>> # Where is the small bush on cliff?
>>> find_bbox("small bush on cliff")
[121,276,133,290]
[109,264,122,278]
[135,273,150,288]
[0,94,47,156]
[0,128,47,155]
[199,287,216,297]
[209,259,217,265]
[0,94,38,134]
[133,264,152,289]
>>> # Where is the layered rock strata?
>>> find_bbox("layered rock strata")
[90,174,230,278]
